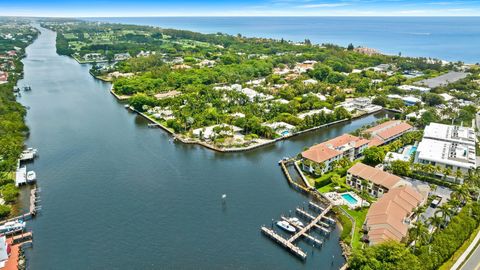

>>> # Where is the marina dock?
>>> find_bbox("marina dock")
[261,202,333,261]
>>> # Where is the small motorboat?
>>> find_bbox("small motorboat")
[276,220,296,233]
[0,220,26,234]
[26,171,36,182]
[288,217,304,227]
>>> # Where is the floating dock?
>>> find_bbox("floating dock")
[15,166,27,187]
[261,203,333,261]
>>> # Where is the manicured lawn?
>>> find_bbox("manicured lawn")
[341,205,369,251]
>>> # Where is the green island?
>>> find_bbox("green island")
[41,20,478,152]
[38,19,480,269]
[0,19,39,218]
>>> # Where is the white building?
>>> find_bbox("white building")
[415,123,477,183]
[398,85,430,92]
[303,79,318,85]
[192,124,243,140]
[339,97,382,114]
[263,122,296,137]
[423,123,476,146]
[297,108,333,119]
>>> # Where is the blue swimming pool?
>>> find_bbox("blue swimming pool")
[281,130,291,136]
[341,193,358,205]
[408,146,417,156]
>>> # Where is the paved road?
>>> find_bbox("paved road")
[461,242,480,270]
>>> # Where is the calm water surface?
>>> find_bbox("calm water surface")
[17,25,389,269]
[88,17,480,63]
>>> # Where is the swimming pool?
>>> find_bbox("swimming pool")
[408,146,417,156]
[341,193,358,205]
[281,130,291,136]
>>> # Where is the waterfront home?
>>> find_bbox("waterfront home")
[338,97,382,114]
[363,120,413,147]
[192,124,243,140]
[83,53,104,61]
[297,108,332,119]
[148,107,175,120]
[301,134,370,174]
[406,109,427,119]
[262,122,295,137]
[114,53,131,61]
[364,185,424,246]
[346,163,408,198]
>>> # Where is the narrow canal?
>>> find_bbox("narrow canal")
[16,25,389,269]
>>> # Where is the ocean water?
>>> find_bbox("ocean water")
[86,17,480,63]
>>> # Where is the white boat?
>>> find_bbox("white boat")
[288,217,304,227]
[0,220,26,234]
[276,221,296,233]
[26,171,36,182]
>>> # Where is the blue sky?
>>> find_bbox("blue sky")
[1,0,480,17]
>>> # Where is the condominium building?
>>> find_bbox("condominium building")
[301,134,370,174]
[363,120,413,147]
[415,123,477,183]
[346,163,408,198]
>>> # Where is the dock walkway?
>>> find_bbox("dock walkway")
[261,202,333,260]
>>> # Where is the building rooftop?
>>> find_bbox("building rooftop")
[302,134,370,163]
[348,162,402,189]
[423,122,476,146]
[364,120,413,146]
[416,138,476,169]
[366,186,423,245]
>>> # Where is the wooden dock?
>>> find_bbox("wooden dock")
[261,202,333,261]
[309,202,335,224]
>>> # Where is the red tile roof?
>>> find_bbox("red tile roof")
[301,134,370,163]
[366,186,423,245]
[364,120,413,145]
[348,163,402,189]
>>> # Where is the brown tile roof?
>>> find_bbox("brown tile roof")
[301,144,341,164]
[301,134,370,163]
[364,120,413,145]
[347,163,402,189]
[366,186,423,245]
[325,134,370,148]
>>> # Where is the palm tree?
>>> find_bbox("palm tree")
[428,215,443,230]
[409,221,429,246]
[455,170,463,184]
[452,184,471,204]
[443,167,452,180]
[435,203,453,227]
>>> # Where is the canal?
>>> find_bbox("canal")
[16,25,389,269]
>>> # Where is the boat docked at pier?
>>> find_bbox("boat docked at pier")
[276,220,296,233]
[0,220,26,234]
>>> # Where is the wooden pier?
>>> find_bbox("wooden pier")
[261,203,333,261]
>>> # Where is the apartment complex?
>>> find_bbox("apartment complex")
[363,120,413,147]
[415,123,477,182]
[346,163,407,198]
[365,185,424,245]
[301,134,370,174]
